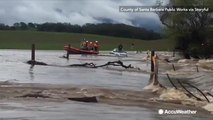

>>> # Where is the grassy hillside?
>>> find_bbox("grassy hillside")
[0,30,176,51]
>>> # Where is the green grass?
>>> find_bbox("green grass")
[0,30,176,51]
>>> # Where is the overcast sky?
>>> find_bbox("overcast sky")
[0,0,168,31]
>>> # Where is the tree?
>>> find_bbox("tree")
[1,22,162,40]
[156,0,212,58]
[20,22,28,30]
[13,22,20,29]
[13,22,28,30]
[28,22,36,29]
[0,23,10,30]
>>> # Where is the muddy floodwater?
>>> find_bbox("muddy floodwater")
[0,100,155,120]
[0,50,149,90]
[0,50,213,120]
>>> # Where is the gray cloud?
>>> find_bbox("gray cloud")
[0,0,167,31]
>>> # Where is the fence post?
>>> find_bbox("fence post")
[66,44,70,59]
[173,50,175,57]
[196,65,199,72]
[31,44,35,65]
[151,50,155,72]
[172,64,176,71]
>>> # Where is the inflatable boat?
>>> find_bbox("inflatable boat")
[64,45,99,55]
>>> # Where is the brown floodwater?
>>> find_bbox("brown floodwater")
[0,50,212,120]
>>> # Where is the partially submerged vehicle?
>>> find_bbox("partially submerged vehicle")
[109,48,127,57]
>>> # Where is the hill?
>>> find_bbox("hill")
[0,22,162,40]
[0,30,175,51]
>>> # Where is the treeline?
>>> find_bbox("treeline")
[0,22,161,40]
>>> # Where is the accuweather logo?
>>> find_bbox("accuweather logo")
[158,109,164,115]
[158,109,197,115]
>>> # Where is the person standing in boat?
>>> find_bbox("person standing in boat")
[81,41,85,49]
[85,41,89,50]
[93,41,99,51]
[88,42,94,50]
[80,38,85,48]
[81,41,88,50]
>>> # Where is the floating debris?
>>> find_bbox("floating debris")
[68,96,98,103]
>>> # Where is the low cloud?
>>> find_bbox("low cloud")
[0,0,166,31]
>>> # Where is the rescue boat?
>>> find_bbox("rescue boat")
[64,45,99,54]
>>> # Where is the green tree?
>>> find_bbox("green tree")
[13,22,20,29]
[156,0,213,58]
[20,22,28,30]
[0,23,10,30]
[28,22,36,30]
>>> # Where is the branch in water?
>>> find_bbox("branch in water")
[69,60,133,69]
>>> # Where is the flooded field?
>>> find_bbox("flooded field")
[0,49,213,120]
[0,50,149,90]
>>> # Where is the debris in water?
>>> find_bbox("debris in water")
[27,60,47,65]
[68,96,98,103]
[18,93,50,98]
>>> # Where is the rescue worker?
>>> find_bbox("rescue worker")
[93,41,99,51]
[85,41,89,50]
[81,41,86,49]
[88,42,94,50]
